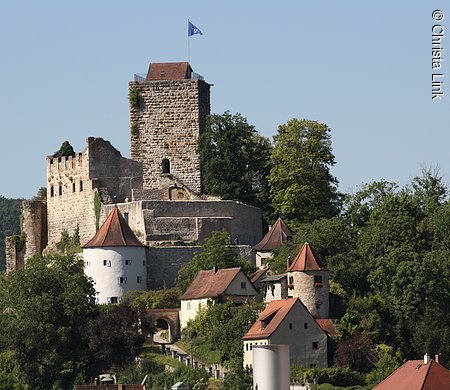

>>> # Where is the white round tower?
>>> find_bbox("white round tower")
[82,207,146,304]
[286,242,329,318]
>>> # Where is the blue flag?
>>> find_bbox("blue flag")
[188,21,203,36]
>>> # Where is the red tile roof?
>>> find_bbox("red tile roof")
[146,62,193,80]
[315,319,337,337]
[250,268,269,284]
[287,242,326,272]
[83,207,144,248]
[373,359,450,390]
[244,298,324,340]
[181,267,245,300]
[253,218,294,251]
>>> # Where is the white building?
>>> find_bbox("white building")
[180,267,258,330]
[243,298,334,369]
[82,206,147,304]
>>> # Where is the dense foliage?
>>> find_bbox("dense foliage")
[175,231,256,292]
[0,254,97,389]
[270,169,450,376]
[269,118,341,226]
[199,112,272,214]
[0,196,22,271]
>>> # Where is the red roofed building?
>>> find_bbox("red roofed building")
[243,298,333,368]
[180,267,258,329]
[253,218,293,268]
[373,355,450,390]
[82,207,147,304]
[287,242,329,318]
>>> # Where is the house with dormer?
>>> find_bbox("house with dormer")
[180,267,258,329]
[243,298,335,368]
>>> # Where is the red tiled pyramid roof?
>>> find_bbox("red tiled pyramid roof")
[315,319,337,337]
[253,218,293,251]
[373,359,450,390]
[146,62,192,80]
[287,242,326,272]
[181,267,244,300]
[83,207,144,248]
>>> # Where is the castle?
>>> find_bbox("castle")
[6,62,262,288]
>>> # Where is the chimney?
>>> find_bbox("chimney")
[424,353,430,364]
[435,353,441,364]
[286,256,291,269]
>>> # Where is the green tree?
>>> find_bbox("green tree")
[175,231,255,292]
[87,303,145,368]
[57,141,75,157]
[199,112,272,212]
[0,253,97,390]
[269,118,340,226]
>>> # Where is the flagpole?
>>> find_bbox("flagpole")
[187,19,190,64]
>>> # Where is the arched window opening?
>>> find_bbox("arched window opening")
[161,158,170,174]
[79,180,83,191]
[50,186,54,197]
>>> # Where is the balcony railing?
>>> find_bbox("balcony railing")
[133,71,204,83]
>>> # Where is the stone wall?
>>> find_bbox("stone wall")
[5,237,25,273]
[47,151,95,246]
[47,138,143,247]
[147,246,201,289]
[22,200,47,260]
[129,79,210,194]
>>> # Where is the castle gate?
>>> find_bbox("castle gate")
[144,308,180,343]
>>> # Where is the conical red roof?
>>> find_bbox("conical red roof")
[83,207,144,248]
[253,218,293,251]
[286,242,326,272]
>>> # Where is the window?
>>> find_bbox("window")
[250,344,253,350]
[103,260,111,267]
[143,260,146,266]
[187,301,191,310]
[314,275,323,287]
[312,342,318,350]
[289,323,293,329]
[123,212,129,223]
[50,186,54,197]
[59,186,62,196]
[79,180,83,191]
[137,276,142,283]
[316,303,321,310]
[108,297,118,304]
[72,183,76,192]
[125,259,132,265]
[119,277,127,284]
[289,276,294,284]
[84,261,90,267]
[241,282,247,289]
[304,322,308,329]
[161,158,170,174]
[246,344,248,351]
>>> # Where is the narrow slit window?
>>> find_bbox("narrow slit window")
[162,158,170,174]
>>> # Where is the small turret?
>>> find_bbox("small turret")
[286,242,329,318]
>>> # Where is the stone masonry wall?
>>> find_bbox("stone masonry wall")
[47,151,96,246]
[129,79,210,194]
[5,237,25,273]
[47,138,143,247]
[22,200,47,259]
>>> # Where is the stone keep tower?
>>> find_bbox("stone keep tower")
[129,62,210,194]
[286,242,330,319]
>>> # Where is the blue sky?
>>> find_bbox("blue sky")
[0,1,447,198]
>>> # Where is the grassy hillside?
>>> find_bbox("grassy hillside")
[0,196,22,271]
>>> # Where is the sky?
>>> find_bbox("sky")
[0,1,448,199]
